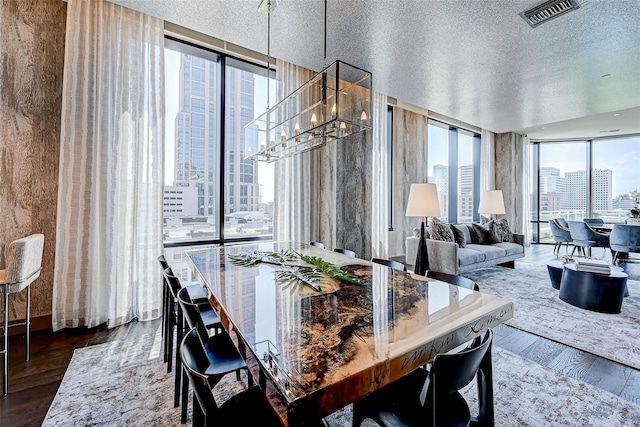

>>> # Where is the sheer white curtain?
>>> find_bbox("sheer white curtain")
[53,0,164,330]
[371,92,389,258]
[521,135,532,245]
[273,59,314,242]
[480,128,495,191]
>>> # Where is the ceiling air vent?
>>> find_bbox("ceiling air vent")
[520,0,580,28]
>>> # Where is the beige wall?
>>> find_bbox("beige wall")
[0,0,66,326]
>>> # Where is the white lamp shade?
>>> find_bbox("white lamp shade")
[405,183,441,218]
[478,190,506,215]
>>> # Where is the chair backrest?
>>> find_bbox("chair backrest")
[555,217,569,228]
[583,218,604,227]
[568,221,608,246]
[334,248,356,257]
[163,267,183,300]
[549,219,572,242]
[180,328,221,415]
[426,270,479,291]
[371,258,407,272]
[429,329,492,394]
[177,286,210,340]
[309,241,325,249]
[158,254,169,270]
[610,224,640,252]
[3,234,45,284]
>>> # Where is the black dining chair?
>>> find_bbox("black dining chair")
[180,328,282,427]
[371,258,407,272]
[309,241,325,249]
[176,287,248,423]
[352,329,494,427]
[334,248,356,257]
[426,270,479,291]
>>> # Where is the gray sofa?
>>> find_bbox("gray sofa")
[426,223,525,275]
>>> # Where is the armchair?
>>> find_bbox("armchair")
[549,218,573,256]
[610,224,640,264]
[568,221,609,258]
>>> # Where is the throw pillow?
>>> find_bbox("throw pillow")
[494,218,515,243]
[430,219,455,243]
[471,222,501,244]
[450,224,467,247]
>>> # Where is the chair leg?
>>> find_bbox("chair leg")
[571,246,577,255]
[612,251,618,265]
[167,308,174,374]
[174,309,184,407]
[181,367,189,423]
[25,285,31,361]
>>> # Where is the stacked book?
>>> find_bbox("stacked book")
[574,257,611,274]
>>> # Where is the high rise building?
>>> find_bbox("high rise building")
[173,54,259,217]
[432,164,449,218]
[565,169,612,211]
[458,165,474,221]
[540,167,568,210]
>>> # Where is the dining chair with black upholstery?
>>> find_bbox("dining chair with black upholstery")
[309,241,325,249]
[162,266,210,374]
[426,270,479,291]
[352,329,494,427]
[371,258,407,272]
[180,327,281,427]
[568,221,610,258]
[0,233,45,397]
[334,248,356,257]
[610,224,640,264]
[176,287,248,423]
[549,218,573,256]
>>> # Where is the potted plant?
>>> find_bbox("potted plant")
[628,196,640,225]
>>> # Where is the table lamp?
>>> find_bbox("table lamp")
[478,190,505,220]
[406,183,441,275]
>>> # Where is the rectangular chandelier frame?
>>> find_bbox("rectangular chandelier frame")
[244,60,372,162]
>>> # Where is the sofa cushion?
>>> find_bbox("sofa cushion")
[465,244,507,261]
[471,222,501,244]
[457,248,486,267]
[495,242,525,256]
[450,224,467,247]
[494,218,515,243]
[431,219,455,242]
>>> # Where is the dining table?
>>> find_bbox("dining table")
[185,241,513,427]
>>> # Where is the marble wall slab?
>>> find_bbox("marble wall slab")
[495,132,525,234]
[388,108,428,257]
[0,0,66,323]
[310,143,337,251]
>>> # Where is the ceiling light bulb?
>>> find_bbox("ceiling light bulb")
[311,113,317,127]
[360,111,368,121]
[294,122,300,134]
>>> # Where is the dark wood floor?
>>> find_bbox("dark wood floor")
[1,244,639,426]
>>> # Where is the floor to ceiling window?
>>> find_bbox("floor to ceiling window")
[530,135,640,243]
[163,37,275,280]
[427,119,480,223]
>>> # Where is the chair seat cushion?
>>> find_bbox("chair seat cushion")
[218,386,282,426]
[184,284,209,303]
[198,303,222,328]
[203,333,247,376]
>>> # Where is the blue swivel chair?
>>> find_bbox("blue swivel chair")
[609,224,640,264]
[568,221,609,258]
[549,218,573,256]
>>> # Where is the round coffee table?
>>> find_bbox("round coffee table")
[558,263,628,314]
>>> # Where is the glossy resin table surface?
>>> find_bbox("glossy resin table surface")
[185,241,513,426]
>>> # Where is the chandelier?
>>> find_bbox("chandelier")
[244,0,372,162]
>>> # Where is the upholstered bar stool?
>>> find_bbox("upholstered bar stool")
[0,233,45,397]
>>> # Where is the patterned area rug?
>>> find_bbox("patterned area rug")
[43,323,640,426]
[464,264,640,369]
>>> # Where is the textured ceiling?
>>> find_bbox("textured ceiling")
[112,0,640,138]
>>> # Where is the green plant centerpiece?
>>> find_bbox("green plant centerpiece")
[227,249,363,292]
[631,196,640,218]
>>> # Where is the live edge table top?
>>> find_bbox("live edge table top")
[185,241,513,426]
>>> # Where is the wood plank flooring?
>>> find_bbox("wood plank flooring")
[1,243,638,426]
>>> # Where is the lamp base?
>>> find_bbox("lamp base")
[414,221,429,276]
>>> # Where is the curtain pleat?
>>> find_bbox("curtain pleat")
[480,129,495,191]
[273,59,314,243]
[53,0,164,330]
[371,92,389,258]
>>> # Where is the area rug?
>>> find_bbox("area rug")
[43,325,640,426]
[464,264,640,370]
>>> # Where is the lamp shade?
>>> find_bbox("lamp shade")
[478,190,506,215]
[405,183,441,218]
